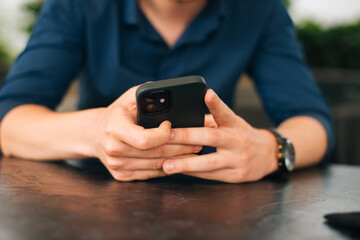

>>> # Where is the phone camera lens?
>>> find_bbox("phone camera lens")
[146,103,156,112]
[145,98,154,103]
[141,90,170,114]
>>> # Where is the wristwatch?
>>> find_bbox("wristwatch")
[268,128,296,175]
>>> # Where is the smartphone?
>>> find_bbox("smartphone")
[136,76,207,129]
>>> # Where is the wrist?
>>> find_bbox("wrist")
[259,129,279,175]
[77,108,106,158]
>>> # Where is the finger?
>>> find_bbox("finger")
[205,114,217,128]
[117,120,172,150]
[184,169,239,183]
[126,144,203,158]
[108,157,165,171]
[106,140,202,158]
[111,169,167,181]
[162,153,227,174]
[205,89,237,127]
[108,153,201,171]
[169,127,225,147]
[134,170,167,180]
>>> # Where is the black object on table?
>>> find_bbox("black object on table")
[325,212,360,238]
[0,157,359,240]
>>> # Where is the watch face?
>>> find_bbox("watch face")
[284,139,295,172]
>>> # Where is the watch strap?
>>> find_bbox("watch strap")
[267,128,294,175]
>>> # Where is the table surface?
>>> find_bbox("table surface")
[0,157,359,240]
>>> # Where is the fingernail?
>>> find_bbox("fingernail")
[170,131,175,139]
[164,161,175,173]
[194,146,203,152]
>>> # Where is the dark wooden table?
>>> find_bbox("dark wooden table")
[0,157,359,240]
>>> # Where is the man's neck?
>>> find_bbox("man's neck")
[138,0,208,22]
[138,0,208,47]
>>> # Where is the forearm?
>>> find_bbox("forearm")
[0,104,101,160]
[276,116,328,168]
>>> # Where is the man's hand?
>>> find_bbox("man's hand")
[91,86,202,181]
[162,89,278,183]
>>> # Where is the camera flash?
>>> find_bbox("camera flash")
[160,98,166,103]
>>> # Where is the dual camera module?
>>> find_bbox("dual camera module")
[141,90,171,114]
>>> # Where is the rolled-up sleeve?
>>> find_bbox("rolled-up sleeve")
[0,0,84,122]
[248,0,335,163]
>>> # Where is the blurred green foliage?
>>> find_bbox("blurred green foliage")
[23,0,45,34]
[297,20,360,69]
[0,0,44,76]
[0,39,10,80]
[283,0,291,8]
[0,40,10,65]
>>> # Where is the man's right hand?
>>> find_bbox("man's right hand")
[0,85,201,181]
[91,86,202,181]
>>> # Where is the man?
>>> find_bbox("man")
[0,0,334,183]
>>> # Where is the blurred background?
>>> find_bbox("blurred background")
[0,0,359,165]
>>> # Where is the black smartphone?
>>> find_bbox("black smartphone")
[136,76,207,129]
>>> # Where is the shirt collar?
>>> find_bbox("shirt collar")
[123,0,138,25]
[178,0,227,46]
[122,0,227,26]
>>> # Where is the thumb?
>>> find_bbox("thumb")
[112,85,140,107]
[205,89,237,127]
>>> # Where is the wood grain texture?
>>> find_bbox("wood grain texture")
[0,157,359,240]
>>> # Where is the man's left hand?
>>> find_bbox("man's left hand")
[162,89,279,183]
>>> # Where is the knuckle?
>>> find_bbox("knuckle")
[150,159,164,170]
[116,160,125,169]
[152,146,166,158]
[137,135,152,150]
[104,142,119,156]
[107,158,125,170]
[181,129,190,142]
[104,124,115,137]
[106,158,117,170]
[113,171,133,182]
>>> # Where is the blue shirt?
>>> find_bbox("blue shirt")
[0,0,334,160]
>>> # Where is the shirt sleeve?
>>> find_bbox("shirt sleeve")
[248,0,335,163]
[0,0,84,122]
